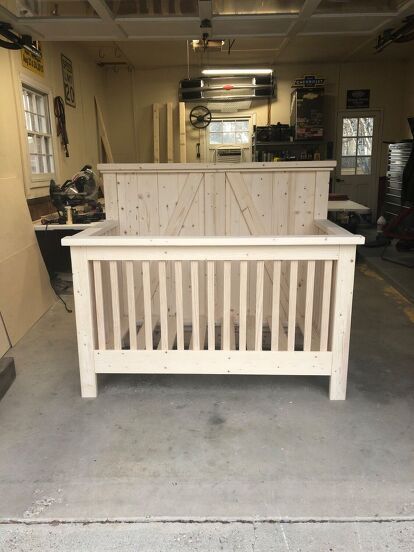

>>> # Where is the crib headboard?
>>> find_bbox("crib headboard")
[98,162,336,237]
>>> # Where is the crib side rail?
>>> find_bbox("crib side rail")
[65,229,361,400]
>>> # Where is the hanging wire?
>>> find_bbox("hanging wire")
[186,39,190,79]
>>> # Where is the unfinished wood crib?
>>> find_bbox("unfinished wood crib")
[63,162,364,400]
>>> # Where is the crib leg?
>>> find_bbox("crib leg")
[71,248,98,398]
[329,245,356,401]
[79,363,97,398]
[329,360,348,401]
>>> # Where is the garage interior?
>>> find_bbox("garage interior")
[0,1,414,550]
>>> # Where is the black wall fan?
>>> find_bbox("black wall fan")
[190,105,212,129]
[376,15,414,52]
[0,22,41,58]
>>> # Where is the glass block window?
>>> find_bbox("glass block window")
[208,119,250,145]
[22,85,55,175]
[341,116,374,176]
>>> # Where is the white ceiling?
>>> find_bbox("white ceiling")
[0,0,414,65]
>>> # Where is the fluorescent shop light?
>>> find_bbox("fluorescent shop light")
[202,68,272,76]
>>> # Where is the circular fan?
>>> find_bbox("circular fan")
[190,105,212,129]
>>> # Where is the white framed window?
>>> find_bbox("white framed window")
[206,116,253,163]
[340,116,374,176]
[208,118,250,145]
[22,84,55,176]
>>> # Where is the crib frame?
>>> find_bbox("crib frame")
[63,162,364,400]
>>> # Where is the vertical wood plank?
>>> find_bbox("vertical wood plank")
[142,261,153,350]
[167,102,174,163]
[71,249,97,397]
[207,260,215,351]
[271,260,281,351]
[93,260,106,350]
[329,246,356,400]
[95,96,114,162]
[272,172,289,235]
[174,261,184,350]
[222,261,231,350]
[179,101,186,163]
[109,260,122,350]
[102,172,119,222]
[288,260,298,351]
[239,260,248,351]
[255,261,264,351]
[153,103,160,162]
[158,261,168,350]
[320,260,333,352]
[125,260,137,350]
[191,261,200,350]
[303,260,316,352]
[314,170,330,220]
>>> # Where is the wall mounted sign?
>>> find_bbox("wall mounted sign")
[61,54,76,108]
[346,89,370,109]
[21,41,44,76]
[293,75,325,88]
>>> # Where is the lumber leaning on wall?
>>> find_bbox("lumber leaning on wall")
[179,102,186,163]
[0,176,55,346]
[153,104,160,162]
[0,316,10,357]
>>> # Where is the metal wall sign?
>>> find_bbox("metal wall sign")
[293,75,325,88]
[61,54,76,108]
[21,41,44,76]
[346,89,370,109]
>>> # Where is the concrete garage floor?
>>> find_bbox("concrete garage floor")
[0,262,414,550]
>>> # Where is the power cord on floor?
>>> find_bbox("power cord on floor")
[49,272,73,313]
[55,291,72,313]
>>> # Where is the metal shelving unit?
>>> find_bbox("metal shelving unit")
[252,135,331,162]
[385,141,412,219]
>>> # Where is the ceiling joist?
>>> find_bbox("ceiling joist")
[0,0,413,63]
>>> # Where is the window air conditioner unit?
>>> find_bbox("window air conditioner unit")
[215,147,243,163]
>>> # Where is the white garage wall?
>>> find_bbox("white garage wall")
[102,60,407,176]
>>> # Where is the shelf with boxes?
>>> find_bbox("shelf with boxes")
[253,126,332,162]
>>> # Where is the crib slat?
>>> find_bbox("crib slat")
[239,261,248,351]
[142,261,153,350]
[137,315,157,350]
[288,260,298,351]
[207,261,215,351]
[158,316,176,350]
[158,261,169,350]
[222,261,231,350]
[271,260,281,351]
[189,315,207,350]
[174,261,184,351]
[320,260,333,352]
[109,261,122,349]
[304,260,316,351]
[255,261,264,351]
[125,261,137,350]
[191,261,200,350]
[93,260,106,350]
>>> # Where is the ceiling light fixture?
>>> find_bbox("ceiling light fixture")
[202,68,272,76]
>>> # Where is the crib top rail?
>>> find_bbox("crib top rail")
[62,219,364,253]
[97,161,337,174]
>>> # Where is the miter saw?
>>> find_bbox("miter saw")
[43,165,104,225]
